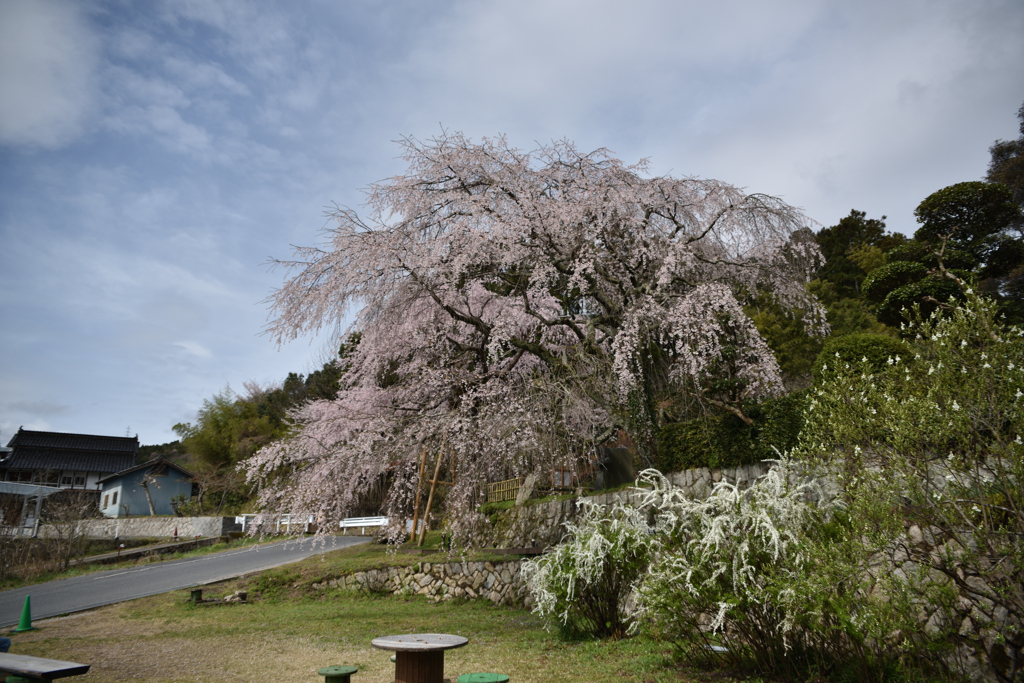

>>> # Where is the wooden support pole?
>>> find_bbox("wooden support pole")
[410,446,428,543]
[418,435,446,547]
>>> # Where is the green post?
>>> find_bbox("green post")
[317,665,357,683]
[14,595,36,632]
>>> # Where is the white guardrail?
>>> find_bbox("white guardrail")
[339,516,388,534]
[234,514,315,533]
[234,514,416,535]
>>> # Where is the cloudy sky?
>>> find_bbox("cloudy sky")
[1,0,1022,446]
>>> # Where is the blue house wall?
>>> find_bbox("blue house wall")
[100,464,193,518]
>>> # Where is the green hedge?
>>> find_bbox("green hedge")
[811,332,909,380]
[861,261,927,303]
[655,391,807,473]
[886,241,977,270]
[876,276,966,326]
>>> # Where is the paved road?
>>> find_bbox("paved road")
[0,536,370,627]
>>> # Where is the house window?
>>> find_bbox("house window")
[61,476,73,486]
[552,469,573,488]
[103,494,109,509]
[74,476,85,486]
[112,491,118,505]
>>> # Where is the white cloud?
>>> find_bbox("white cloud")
[392,0,821,130]
[1,418,55,436]
[0,0,99,147]
[164,0,296,79]
[106,104,212,156]
[162,57,251,98]
[105,65,191,109]
[174,341,213,359]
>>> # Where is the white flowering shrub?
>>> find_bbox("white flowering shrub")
[636,462,937,679]
[799,293,1024,680]
[522,499,658,638]
[635,461,825,670]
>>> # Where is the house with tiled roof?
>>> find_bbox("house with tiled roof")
[0,428,139,491]
[97,458,196,518]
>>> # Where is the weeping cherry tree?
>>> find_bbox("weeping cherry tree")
[245,132,826,543]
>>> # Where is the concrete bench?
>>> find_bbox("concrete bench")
[0,653,90,681]
[339,516,388,534]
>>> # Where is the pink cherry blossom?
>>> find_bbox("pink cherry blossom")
[246,131,826,545]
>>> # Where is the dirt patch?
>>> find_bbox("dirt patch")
[13,606,533,682]
[14,608,397,682]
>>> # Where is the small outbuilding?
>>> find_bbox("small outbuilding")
[97,458,196,518]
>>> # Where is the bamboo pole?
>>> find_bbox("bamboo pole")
[409,446,428,542]
[418,435,446,547]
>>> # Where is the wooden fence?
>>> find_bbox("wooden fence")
[485,477,522,503]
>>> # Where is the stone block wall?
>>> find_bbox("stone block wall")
[311,560,525,606]
[481,461,775,549]
[880,525,1022,683]
[37,516,239,540]
[304,463,778,612]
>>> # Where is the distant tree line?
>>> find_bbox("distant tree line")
[141,339,357,515]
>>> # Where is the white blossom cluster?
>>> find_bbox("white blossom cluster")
[523,459,830,643]
[522,499,657,634]
[634,460,827,639]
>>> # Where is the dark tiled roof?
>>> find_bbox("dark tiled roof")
[1,449,136,474]
[0,428,140,475]
[97,457,195,484]
[6,428,139,453]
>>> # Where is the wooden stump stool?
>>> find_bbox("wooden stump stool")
[318,665,358,683]
[457,675,509,683]
[372,633,468,683]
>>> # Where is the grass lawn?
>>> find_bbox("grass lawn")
[5,541,693,683]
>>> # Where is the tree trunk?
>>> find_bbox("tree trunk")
[418,436,446,547]
[141,481,157,516]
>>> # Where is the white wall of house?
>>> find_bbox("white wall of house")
[3,470,112,489]
[57,471,104,489]
[100,485,123,518]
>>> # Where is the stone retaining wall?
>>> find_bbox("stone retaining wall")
[311,560,525,606]
[36,516,239,540]
[312,465,776,610]
[481,461,775,549]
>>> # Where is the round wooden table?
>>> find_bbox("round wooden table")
[371,633,469,683]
